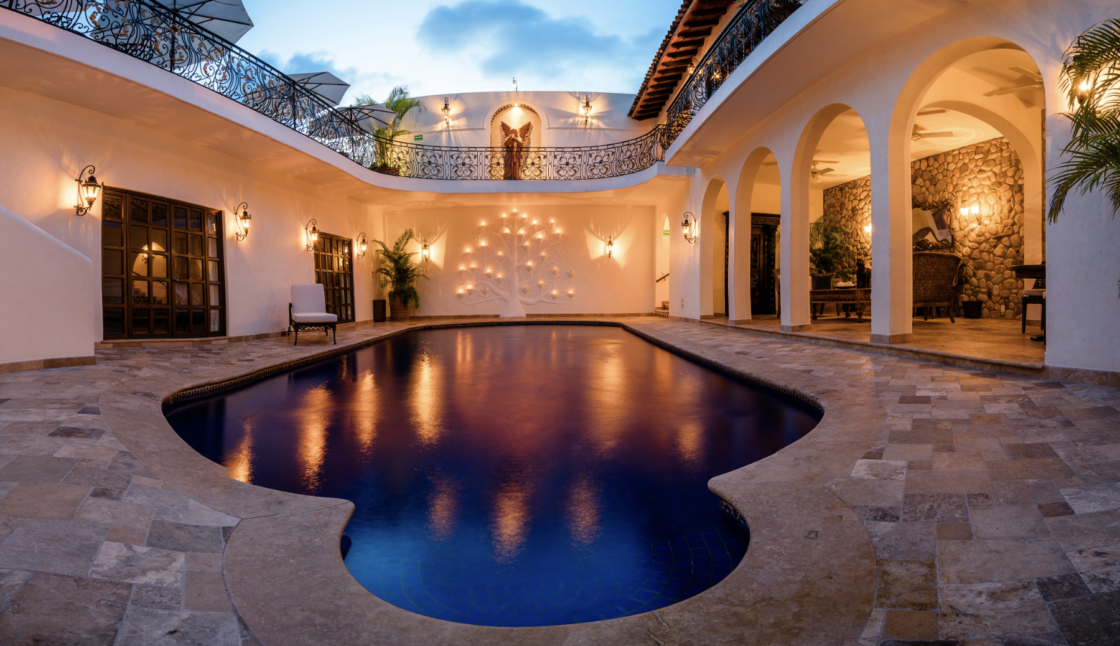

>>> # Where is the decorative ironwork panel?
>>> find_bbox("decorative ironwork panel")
[6,0,665,181]
[660,0,803,151]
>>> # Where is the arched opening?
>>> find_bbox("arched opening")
[700,178,728,319]
[489,103,543,180]
[789,105,871,334]
[731,147,783,322]
[885,38,1047,360]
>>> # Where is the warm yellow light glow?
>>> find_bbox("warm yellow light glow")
[565,476,601,545]
[501,213,508,218]
[465,246,472,253]
[864,225,872,234]
[491,484,530,562]
[225,420,255,484]
[410,355,442,446]
[297,387,331,494]
[428,476,459,540]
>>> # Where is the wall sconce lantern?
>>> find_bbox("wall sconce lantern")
[441,96,451,127]
[233,202,251,241]
[681,212,698,244]
[356,232,367,259]
[606,236,615,258]
[421,241,431,264]
[1075,77,1096,107]
[863,224,872,235]
[581,97,593,124]
[305,219,319,251]
[74,165,103,216]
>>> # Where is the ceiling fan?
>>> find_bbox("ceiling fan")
[912,124,955,142]
[987,66,1044,96]
[763,159,838,179]
[811,160,838,179]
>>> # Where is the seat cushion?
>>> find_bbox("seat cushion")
[1022,289,1046,297]
[292,312,338,324]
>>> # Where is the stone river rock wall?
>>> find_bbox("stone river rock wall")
[823,138,1025,319]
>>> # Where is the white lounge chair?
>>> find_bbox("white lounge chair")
[289,284,337,346]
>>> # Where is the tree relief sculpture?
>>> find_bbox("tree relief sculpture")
[456,212,575,318]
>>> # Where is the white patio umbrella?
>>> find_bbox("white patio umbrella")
[340,103,399,133]
[151,0,255,44]
[289,72,351,106]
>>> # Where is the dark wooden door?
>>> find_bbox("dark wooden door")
[314,233,355,323]
[101,189,225,339]
[750,214,779,315]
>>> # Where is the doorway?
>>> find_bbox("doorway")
[101,189,225,339]
[314,233,355,323]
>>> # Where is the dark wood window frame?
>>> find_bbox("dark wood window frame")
[313,232,355,324]
[100,188,227,340]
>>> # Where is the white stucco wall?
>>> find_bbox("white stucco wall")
[0,204,95,365]
[0,85,376,341]
[383,205,657,317]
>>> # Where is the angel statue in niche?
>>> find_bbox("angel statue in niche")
[500,122,532,180]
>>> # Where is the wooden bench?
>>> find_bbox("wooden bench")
[810,288,872,322]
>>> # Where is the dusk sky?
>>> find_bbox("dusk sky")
[239,0,682,105]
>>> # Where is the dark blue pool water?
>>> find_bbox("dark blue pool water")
[165,325,819,627]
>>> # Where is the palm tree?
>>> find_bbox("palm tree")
[1049,19,1120,222]
[353,86,426,170]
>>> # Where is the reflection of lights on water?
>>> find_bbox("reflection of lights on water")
[491,481,531,562]
[410,353,442,446]
[565,475,601,546]
[226,419,255,483]
[677,421,703,465]
[428,476,459,540]
[297,386,331,493]
[355,372,377,454]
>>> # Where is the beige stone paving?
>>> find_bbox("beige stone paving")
[0,318,1115,644]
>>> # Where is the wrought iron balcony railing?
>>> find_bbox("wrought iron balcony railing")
[660,0,803,151]
[3,0,664,181]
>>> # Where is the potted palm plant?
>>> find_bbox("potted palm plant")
[353,86,425,176]
[373,229,426,322]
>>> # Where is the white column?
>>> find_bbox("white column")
[782,162,811,332]
[868,120,914,344]
[727,196,753,323]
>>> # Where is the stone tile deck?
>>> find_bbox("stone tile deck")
[0,318,1116,644]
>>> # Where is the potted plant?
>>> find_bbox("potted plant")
[373,229,427,322]
[809,215,850,290]
[354,86,425,178]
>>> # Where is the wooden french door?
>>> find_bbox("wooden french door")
[314,232,354,323]
[101,189,226,339]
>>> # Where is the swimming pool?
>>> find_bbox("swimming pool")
[165,325,819,627]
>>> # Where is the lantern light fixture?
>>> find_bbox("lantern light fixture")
[421,241,431,263]
[581,97,593,124]
[1076,78,1093,106]
[74,165,103,216]
[682,212,698,244]
[356,232,368,259]
[233,202,252,241]
[304,219,319,251]
[441,96,452,127]
[863,224,872,235]
[606,236,615,258]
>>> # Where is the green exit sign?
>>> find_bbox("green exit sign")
[663,230,670,235]
[414,134,423,141]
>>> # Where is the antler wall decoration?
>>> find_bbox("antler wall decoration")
[456,211,575,318]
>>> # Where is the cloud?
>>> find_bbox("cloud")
[257,50,400,105]
[417,0,660,90]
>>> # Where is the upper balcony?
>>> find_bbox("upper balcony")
[0,0,671,187]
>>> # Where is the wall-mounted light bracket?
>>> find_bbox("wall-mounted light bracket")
[581,97,593,124]
[682,212,698,244]
[606,236,614,258]
[421,240,431,264]
[356,232,368,259]
[234,202,251,241]
[74,165,103,216]
[441,97,451,127]
[305,219,319,251]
